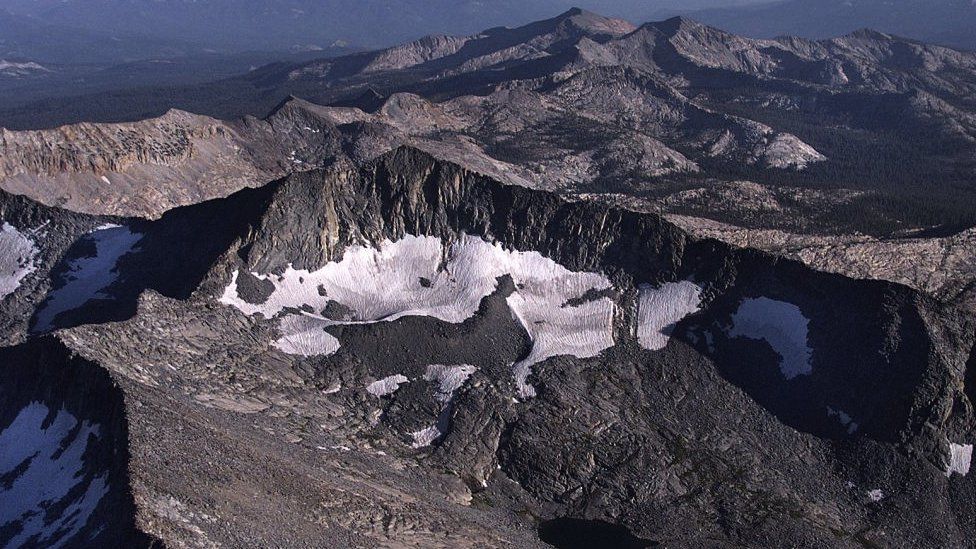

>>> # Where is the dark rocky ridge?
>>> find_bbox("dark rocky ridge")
[2,147,974,546]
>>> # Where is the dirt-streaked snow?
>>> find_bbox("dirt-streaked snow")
[410,426,443,449]
[366,374,410,397]
[271,313,341,357]
[410,364,479,448]
[947,442,973,477]
[424,364,477,402]
[636,281,702,351]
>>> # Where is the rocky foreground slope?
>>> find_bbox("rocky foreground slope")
[1,148,975,547]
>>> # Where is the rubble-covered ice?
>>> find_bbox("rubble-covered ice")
[0,222,38,299]
[221,234,615,397]
[946,442,973,477]
[33,224,143,332]
[729,297,812,379]
[0,402,108,547]
[636,281,703,351]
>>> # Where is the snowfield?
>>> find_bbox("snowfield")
[410,364,478,448]
[33,224,142,332]
[636,281,703,351]
[729,297,813,379]
[366,374,410,397]
[947,442,973,477]
[0,402,108,548]
[220,234,616,397]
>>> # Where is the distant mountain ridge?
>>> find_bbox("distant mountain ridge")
[3,9,976,310]
[691,0,976,51]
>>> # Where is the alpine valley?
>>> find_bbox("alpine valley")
[2,8,976,549]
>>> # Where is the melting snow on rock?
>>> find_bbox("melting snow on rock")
[0,222,39,299]
[220,234,615,398]
[0,402,108,547]
[728,297,812,379]
[410,364,478,448]
[33,224,143,332]
[271,314,341,357]
[366,374,410,397]
[636,281,702,351]
[946,442,973,477]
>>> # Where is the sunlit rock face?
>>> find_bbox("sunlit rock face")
[0,222,38,299]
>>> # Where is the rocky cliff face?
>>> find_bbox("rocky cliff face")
[2,147,974,547]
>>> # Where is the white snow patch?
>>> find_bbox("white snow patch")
[729,297,812,379]
[366,374,409,397]
[826,406,859,434]
[0,222,38,298]
[946,442,973,477]
[410,426,442,449]
[424,364,477,402]
[272,313,341,356]
[100,176,111,185]
[0,60,49,77]
[866,489,885,502]
[220,234,615,397]
[636,281,703,351]
[33,224,142,332]
[0,402,108,547]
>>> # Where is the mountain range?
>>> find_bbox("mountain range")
[693,0,976,51]
[2,8,976,548]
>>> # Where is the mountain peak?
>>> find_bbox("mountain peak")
[556,7,587,18]
[846,28,893,41]
[655,16,710,34]
[550,6,637,37]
